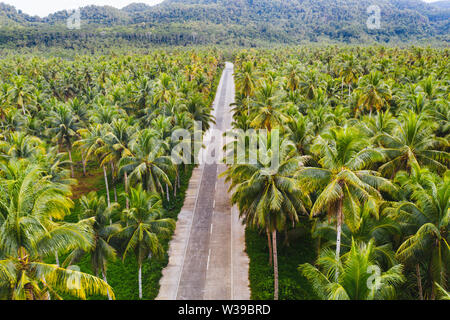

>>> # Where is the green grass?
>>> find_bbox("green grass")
[246,222,319,300]
[58,163,195,300]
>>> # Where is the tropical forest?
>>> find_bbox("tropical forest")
[0,0,448,303]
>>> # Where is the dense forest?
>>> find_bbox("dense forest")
[0,0,448,303]
[0,49,223,299]
[227,46,449,300]
[0,0,449,48]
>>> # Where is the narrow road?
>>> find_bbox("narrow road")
[156,62,250,300]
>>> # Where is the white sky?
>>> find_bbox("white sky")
[1,0,444,17]
[2,0,164,17]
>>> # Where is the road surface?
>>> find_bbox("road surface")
[156,62,250,300]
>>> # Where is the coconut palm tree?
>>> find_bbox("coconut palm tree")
[119,129,173,195]
[313,197,400,268]
[377,111,449,177]
[299,239,405,300]
[185,93,215,132]
[74,124,112,205]
[46,104,80,178]
[114,185,175,299]
[284,114,314,155]
[0,131,44,161]
[0,161,113,300]
[296,126,395,280]
[224,133,311,300]
[235,61,256,116]
[104,119,137,207]
[153,73,174,116]
[357,71,391,114]
[338,54,362,88]
[250,80,289,132]
[10,76,33,115]
[388,171,449,299]
[67,192,121,300]
[134,76,153,110]
[359,109,397,139]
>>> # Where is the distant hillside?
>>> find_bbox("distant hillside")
[431,0,450,9]
[0,0,448,48]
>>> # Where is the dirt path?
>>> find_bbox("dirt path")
[156,62,250,300]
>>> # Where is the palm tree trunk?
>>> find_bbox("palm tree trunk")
[272,230,279,300]
[55,251,60,267]
[247,95,250,116]
[81,153,87,176]
[138,265,143,299]
[416,264,423,300]
[103,165,111,206]
[267,228,273,266]
[68,147,75,178]
[102,270,112,300]
[124,171,129,210]
[166,183,170,202]
[335,199,343,281]
[111,162,117,202]
[113,185,118,202]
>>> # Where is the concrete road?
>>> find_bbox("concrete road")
[156,62,250,300]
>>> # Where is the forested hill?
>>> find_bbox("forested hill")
[0,0,449,49]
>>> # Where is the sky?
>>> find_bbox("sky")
[1,0,444,17]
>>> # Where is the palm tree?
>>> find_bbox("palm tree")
[357,71,391,114]
[185,93,215,132]
[284,114,313,155]
[46,104,80,178]
[134,76,153,110]
[68,192,121,300]
[284,60,302,93]
[389,171,449,299]
[34,146,75,187]
[104,119,136,207]
[10,76,32,115]
[0,161,113,299]
[299,239,405,300]
[338,54,362,89]
[296,127,395,280]
[298,69,323,100]
[74,124,112,205]
[153,73,173,115]
[235,61,256,116]
[114,185,175,299]
[119,129,173,195]
[359,109,397,139]
[0,131,44,161]
[377,111,449,177]
[90,102,123,125]
[250,80,289,131]
[224,134,311,300]
[436,283,450,300]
